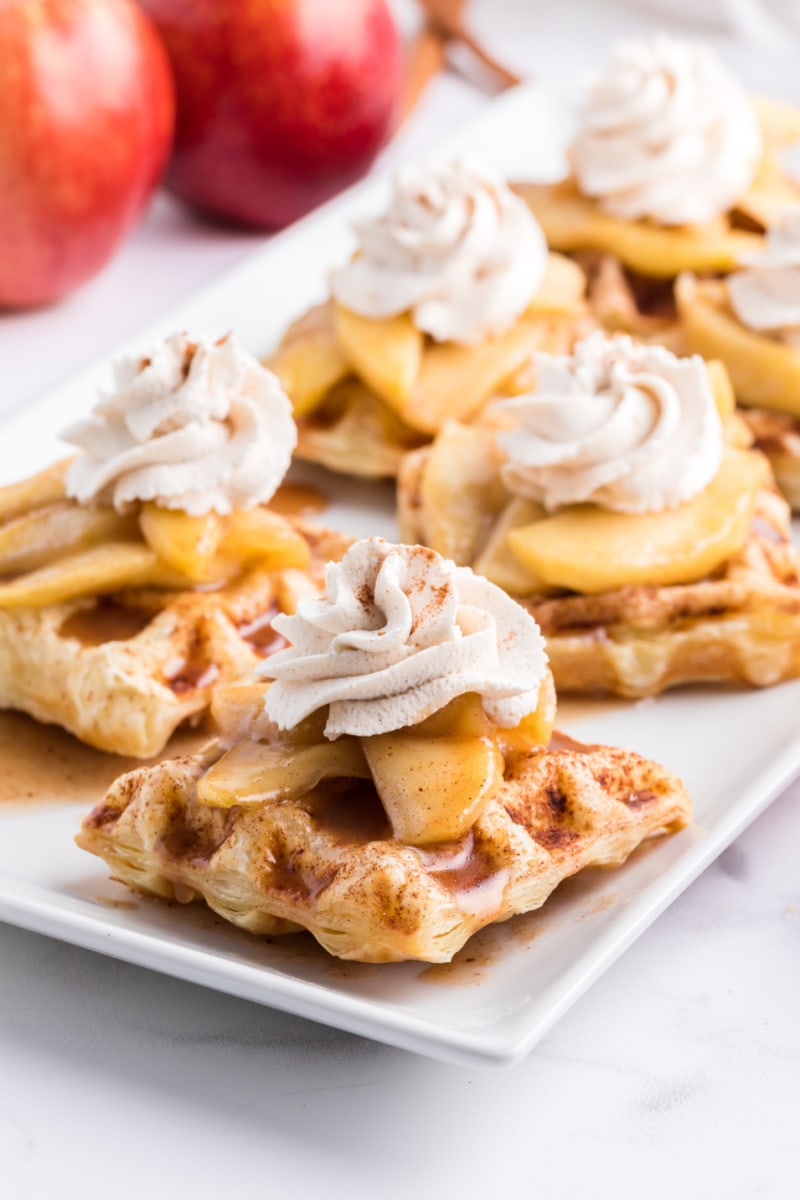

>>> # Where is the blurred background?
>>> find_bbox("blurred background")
[2,0,799,421]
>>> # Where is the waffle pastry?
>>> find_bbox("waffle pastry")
[739,409,800,512]
[77,732,690,963]
[399,443,800,698]
[569,250,682,343]
[0,516,350,757]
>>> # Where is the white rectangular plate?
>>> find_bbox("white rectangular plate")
[1,84,799,1069]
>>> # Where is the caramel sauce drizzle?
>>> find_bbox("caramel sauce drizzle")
[0,711,211,808]
[269,483,328,519]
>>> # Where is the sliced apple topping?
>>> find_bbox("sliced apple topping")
[0,542,185,608]
[418,421,508,565]
[363,730,503,846]
[333,303,423,411]
[676,274,800,419]
[139,505,228,583]
[264,302,350,417]
[505,448,768,595]
[0,503,137,579]
[210,681,275,744]
[363,694,515,846]
[333,265,579,437]
[402,310,564,435]
[221,508,310,570]
[0,460,69,524]
[705,358,736,423]
[198,690,557,846]
[518,180,763,278]
[473,496,548,596]
[529,251,587,313]
[197,735,371,808]
[139,504,310,585]
[495,672,557,759]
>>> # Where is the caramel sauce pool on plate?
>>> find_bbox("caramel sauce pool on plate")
[269,482,328,519]
[0,711,210,808]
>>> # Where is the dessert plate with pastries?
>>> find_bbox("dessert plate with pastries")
[1,57,799,1068]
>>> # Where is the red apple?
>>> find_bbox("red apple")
[0,0,174,308]
[139,0,403,229]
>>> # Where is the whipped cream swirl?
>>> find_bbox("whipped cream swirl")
[728,207,800,349]
[572,36,762,226]
[494,333,724,514]
[331,160,547,345]
[261,539,548,739]
[64,333,296,516]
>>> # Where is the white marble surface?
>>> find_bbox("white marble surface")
[0,2,798,1196]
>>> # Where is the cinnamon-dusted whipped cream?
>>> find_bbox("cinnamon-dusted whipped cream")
[572,36,762,227]
[494,333,723,514]
[331,160,547,345]
[260,538,548,738]
[728,207,800,348]
[65,333,296,516]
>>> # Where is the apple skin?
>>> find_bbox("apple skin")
[0,0,174,309]
[139,0,403,229]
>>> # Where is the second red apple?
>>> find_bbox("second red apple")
[140,0,404,229]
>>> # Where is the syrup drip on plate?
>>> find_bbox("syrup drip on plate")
[0,711,212,808]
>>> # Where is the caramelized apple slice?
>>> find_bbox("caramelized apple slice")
[0,503,137,578]
[496,671,557,756]
[139,505,229,584]
[705,359,736,423]
[223,508,310,570]
[0,460,69,524]
[676,274,800,419]
[197,736,370,808]
[333,303,423,410]
[529,251,586,312]
[363,726,504,846]
[473,497,548,596]
[506,449,767,594]
[210,681,275,743]
[0,543,185,608]
[140,504,310,584]
[403,310,563,434]
[519,180,763,277]
[410,692,494,740]
[265,303,350,417]
[418,422,508,564]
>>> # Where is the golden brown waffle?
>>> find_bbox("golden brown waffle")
[77,735,690,963]
[296,377,427,479]
[740,409,800,512]
[399,446,800,697]
[0,522,351,758]
[571,250,681,342]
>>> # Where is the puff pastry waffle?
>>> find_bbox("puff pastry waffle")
[77,736,690,963]
[400,448,800,698]
[296,377,427,479]
[739,411,800,513]
[0,523,350,758]
[570,250,682,344]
